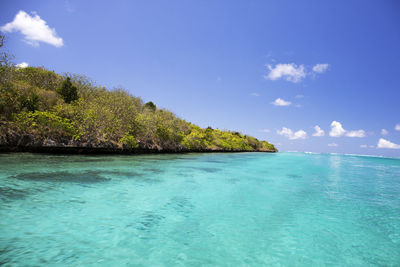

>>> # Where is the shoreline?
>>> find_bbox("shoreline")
[0,146,277,155]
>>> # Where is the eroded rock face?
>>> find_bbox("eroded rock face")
[0,129,19,146]
[18,134,32,146]
[43,139,57,147]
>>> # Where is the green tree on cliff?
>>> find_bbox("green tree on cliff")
[144,101,156,111]
[58,77,78,103]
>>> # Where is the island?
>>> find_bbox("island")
[0,37,276,154]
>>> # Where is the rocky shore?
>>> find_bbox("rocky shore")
[0,129,277,154]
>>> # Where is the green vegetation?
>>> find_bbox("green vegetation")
[57,77,78,103]
[0,34,276,152]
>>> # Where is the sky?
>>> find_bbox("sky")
[1,0,400,157]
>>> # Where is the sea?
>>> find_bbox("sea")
[0,152,399,266]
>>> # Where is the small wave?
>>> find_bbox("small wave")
[342,153,400,160]
[304,151,320,154]
[283,151,399,160]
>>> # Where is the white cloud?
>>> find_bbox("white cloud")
[250,92,260,97]
[395,124,400,131]
[312,125,325,137]
[329,121,346,137]
[1,11,63,47]
[272,98,291,106]
[361,144,375,148]
[277,127,307,140]
[381,129,388,135]
[328,143,338,147]
[16,62,28,68]
[265,63,329,83]
[265,63,306,83]
[295,94,304,99]
[346,130,366,138]
[377,138,400,149]
[329,121,365,138]
[312,64,329,73]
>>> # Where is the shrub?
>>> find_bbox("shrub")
[16,67,62,91]
[14,111,82,140]
[19,92,39,112]
[119,133,138,148]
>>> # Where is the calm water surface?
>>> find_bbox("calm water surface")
[0,152,399,266]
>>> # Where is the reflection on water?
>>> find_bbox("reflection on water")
[325,155,343,200]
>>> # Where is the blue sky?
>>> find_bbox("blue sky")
[1,0,400,156]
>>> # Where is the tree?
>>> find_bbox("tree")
[144,101,156,111]
[58,77,78,103]
[0,34,13,67]
[0,34,15,85]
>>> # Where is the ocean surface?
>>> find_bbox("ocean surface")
[0,152,399,266]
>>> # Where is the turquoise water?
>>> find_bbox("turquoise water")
[0,152,399,266]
